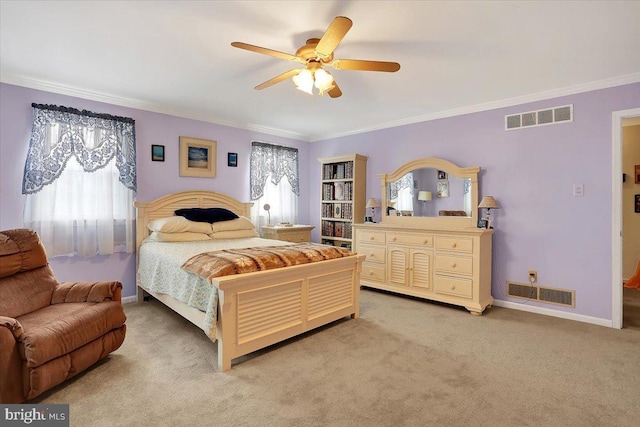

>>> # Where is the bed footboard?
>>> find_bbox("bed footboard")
[214,254,365,371]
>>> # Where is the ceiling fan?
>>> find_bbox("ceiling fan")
[231,16,400,98]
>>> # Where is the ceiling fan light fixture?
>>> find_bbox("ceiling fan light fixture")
[292,69,314,94]
[314,68,335,94]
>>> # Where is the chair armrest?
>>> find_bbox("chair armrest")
[0,316,23,340]
[51,281,123,304]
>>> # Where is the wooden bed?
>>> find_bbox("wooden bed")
[134,190,365,371]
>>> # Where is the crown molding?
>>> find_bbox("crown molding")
[3,72,638,144]
[310,72,640,142]
[0,74,309,142]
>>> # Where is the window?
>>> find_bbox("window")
[249,141,299,228]
[22,104,136,257]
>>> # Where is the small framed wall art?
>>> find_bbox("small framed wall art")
[228,152,238,167]
[635,165,640,184]
[151,144,165,162]
[636,194,640,214]
[179,136,216,178]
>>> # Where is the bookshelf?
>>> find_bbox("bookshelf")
[318,154,367,250]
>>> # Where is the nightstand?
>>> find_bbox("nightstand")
[262,225,315,243]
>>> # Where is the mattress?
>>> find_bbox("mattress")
[138,237,291,340]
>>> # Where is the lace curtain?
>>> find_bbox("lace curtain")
[22,104,137,257]
[249,142,299,229]
[388,172,415,212]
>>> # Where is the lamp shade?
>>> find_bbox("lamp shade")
[366,198,380,208]
[418,191,432,201]
[478,196,499,209]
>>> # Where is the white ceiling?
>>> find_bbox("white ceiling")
[2,1,639,142]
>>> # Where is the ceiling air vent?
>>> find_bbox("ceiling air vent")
[505,104,573,130]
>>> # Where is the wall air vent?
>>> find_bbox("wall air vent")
[505,104,573,130]
[507,281,538,300]
[538,286,575,308]
[506,281,575,308]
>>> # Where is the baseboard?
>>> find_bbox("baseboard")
[492,299,613,328]
[121,295,137,304]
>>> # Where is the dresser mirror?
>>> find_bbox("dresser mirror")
[379,158,480,228]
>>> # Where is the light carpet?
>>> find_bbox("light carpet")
[33,289,640,426]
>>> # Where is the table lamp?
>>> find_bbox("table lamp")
[365,198,380,222]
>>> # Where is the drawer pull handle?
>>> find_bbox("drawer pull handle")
[370,236,374,240]
[451,263,457,268]
[392,237,396,241]
[450,285,456,290]
[369,271,374,276]
[452,243,457,248]
[423,239,429,244]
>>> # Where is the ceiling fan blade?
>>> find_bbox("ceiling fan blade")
[327,81,342,98]
[330,59,401,72]
[315,16,353,58]
[254,69,302,90]
[231,41,301,62]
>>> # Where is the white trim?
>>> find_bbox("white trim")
[492,299,612,328]
[3,72,639,143]
[312,73,640,142]
[611,108,640,329]
[0,74,309,142]
[121,295,138,304]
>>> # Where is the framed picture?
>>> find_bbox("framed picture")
[635,165,640,184]
[477,218,488,229]
[334,203,342,218]
[228,152,238,167]
[179,136,216,178]
[437,170,448,180]
[437,181,449,198]
[334,182,345,200]
[636,194,640,213]
[151,144,165,162]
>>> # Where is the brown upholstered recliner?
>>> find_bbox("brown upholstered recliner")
[0,229,126,403]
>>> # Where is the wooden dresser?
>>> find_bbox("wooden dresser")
[262,225,314,243]
[353,223,493,315]
[354,156,494,315]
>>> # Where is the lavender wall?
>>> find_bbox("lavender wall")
[2,82,638,321]
[0,83,309,298]
[308,83,640,321]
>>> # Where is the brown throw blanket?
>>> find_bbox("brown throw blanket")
[181,243,353,281]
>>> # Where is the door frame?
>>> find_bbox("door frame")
[612,107,640,329]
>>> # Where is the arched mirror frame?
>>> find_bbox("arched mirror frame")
[379,157,481,229]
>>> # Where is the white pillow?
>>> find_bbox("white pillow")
[148,231,212,242]
[210,229,259,239]
[211,216,256,233]
[148,216,213,234]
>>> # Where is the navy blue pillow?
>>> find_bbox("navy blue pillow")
[174,208,239,223]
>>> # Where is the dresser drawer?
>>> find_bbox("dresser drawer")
[435,254,473,275]
[434,236,473,253]
[281,231,310,243]
[362,263,386,283]
[358,230,386,245]
[434,275,473,299]
[359,244,386,264]
[387,233,433,247]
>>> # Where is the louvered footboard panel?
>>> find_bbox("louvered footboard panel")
[308,270,354,320]
[236,281,303,345]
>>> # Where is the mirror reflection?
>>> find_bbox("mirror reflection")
[386,168,472,217]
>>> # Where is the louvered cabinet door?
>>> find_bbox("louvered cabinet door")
[409,249,432,290]
[387,246,408,287]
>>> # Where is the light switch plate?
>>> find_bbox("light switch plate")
[573,184,584,197]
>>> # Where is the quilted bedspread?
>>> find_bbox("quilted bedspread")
[181,243,353,281]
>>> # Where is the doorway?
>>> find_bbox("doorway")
[612,108,640,329]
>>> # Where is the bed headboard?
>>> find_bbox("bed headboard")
[134,190,254,252]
